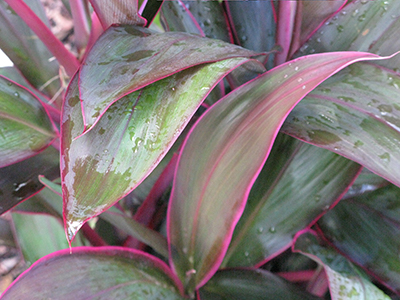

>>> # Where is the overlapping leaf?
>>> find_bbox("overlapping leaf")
[297,0,400,69]
[282,62,400,187]
[199,268,320,300]
[0,76,56,167]
[1,247,185,299]
[78,25,262,131]
[318,183,400,293]
[62,57,257,239]
[221,134,361,268]
[294,232,390,300]
[167,51,390,293]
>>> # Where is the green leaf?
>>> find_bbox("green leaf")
[1,247,185,300]
[298,0,400,70]
[0,76,56,167]
[0,146,60,215]
[318,183,400,292]
[221,134,361,268]
[161,0,203,35]
[282,62,400,188]
[78,25,262,131]
[12,213,84,266]
[62,58,253,239]
[0,0,61,98]
[167,51,391,293]
[199,268,321,300]
[294,232,390,300]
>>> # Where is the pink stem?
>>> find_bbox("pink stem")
[277,270,316,282]
[4,0,80,77]
[69,0,90,53]
[81,223,107,246]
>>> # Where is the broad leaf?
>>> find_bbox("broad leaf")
[78,25,261,131]
[0,76,56,167]
[62,58,254,239]
[88,0,146,28]
[0,146,59,215]
[199,268,321,300]
[0,0,61,98]
[1,247,185,299]
[221,134,361,268]
[12,213,84,266]
[298,0,400,69]
[167,51,391,293]
[282,62,400,187]
[318,183,400,293]
[294,232,390,300]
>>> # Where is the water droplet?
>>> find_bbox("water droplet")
[352,9,359,17]
[14,92,19,97]
[297,78,303,83]
[257,227,264,234]
[360,0,368,4]
[294,66,299,71]
[171,87,176,91]
[379,152,390,162]
[337,25,344,33]
[269,226,276,233]
[302,85,306,89]
[241,35,248,42]
[314,195,321,202]
[316,38,321,43]
[7,82,12,86]
[358,14,366,22]
[183,247,188,254]
[341,10,347,15]
[353,140,364,148]
[244,251,249,257]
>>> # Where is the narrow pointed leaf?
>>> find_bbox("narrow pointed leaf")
[318,183,400,293]
[161,0,203,35]
[282,62,400,187]
[62,57,256,239]
[78,25,261,131]
[167,51,391,293]
[0,146,59,215]
[294,232,390,300]
[0,76,56,167]
[1,247,185,300]
[298,0,400,69]
[222,134,361,268]
[88,0,146,28]
[199,268,321,300]
[0,0,61,96]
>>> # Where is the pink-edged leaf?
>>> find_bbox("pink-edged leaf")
[0,0,61,97]
[78,25,262,131]
[62,57,257,239]
[317,183,400,293]
[1,247,185,299]
[220,134,361,268]
[199,268,320,300]
[0,146,59,215]
[0,76,57,167]
[282,62,400,188]
[167,51,392,293]
[274,1,297,65]
[298,0,400,69]
[293,231,390,300]
[88,0,146,29]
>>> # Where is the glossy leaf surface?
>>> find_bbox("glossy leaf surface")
[282,62,400,187]
[0,76,56,167]
[79,25,261,131]
[298,0,400,69]
[199,268,320,300]
[62,58,253,239]
[12,213,84,266]
[88,0,146,28]
[167,51,389,293]
[294,232,390,300]
[222,134,360,268]
[1,247,185,300]
[0,0,60,97]
[0,146,59,215]
[161,0,203,35]
[318,183,400,293]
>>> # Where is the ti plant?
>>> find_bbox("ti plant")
[1,0,400,299]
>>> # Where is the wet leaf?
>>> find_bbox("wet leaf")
[62,57,255,239]
[0,0,61,98]
[199,268,321,300]
[294,232,390,300]
[161,0,203,35]
[167,51,390,293]
[318,183,400,293]
[297,0,400,69]
[0,146,60,215]
[282,62,400,188]
[1,247,185,300]
[221,134,360,268]
[78,25,261,131]
[0,76,56,167]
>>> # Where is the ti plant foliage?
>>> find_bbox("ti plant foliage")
[0,0,400,299]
